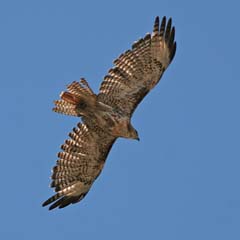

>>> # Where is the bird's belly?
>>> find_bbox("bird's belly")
[95,111,129,138]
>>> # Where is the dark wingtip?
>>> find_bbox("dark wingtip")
[169,27,175,46]
[170,42,177,62]
[46,196,69,210]
[42,193,86,210]
[161,17,176,62]
[48,195,82,210]
[159,16,167,38]
[153,16,160,34]
[42,199,50,207]
[42,193,61,208]
[42,196,54,207]
[165,18,172,43]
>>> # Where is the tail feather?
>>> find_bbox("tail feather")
[53,107,79,116]
[53,99,78,116]
[79,78,95,96]
[60,91,82,105]
[67,78,95,98]
[53,78,97,117]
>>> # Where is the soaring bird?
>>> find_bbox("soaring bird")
[42,16,176,210]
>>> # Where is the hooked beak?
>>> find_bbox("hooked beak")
[136,137,140,141]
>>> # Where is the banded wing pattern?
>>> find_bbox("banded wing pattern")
[42,123,116,210]
[98,16,176,117]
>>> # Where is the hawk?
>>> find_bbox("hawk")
[42,16,176,210]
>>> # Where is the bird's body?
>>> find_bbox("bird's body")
[43,16,177,210]
[60,82,138,139]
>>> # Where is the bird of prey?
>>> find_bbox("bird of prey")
[42,16,176,210]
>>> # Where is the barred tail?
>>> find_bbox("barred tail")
[53,78,97,117]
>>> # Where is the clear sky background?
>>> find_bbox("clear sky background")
[1,0,240,239]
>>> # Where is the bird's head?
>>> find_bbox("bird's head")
[128,123,140,141]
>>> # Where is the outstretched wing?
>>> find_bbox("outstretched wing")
[97,16,176,117]
[42,123,116,210]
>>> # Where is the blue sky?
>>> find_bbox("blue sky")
[1,0,240,239]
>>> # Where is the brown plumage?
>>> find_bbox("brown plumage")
[42,16,177,210]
